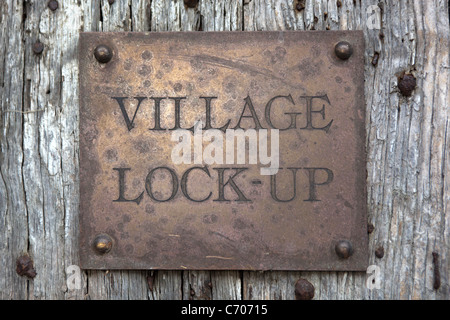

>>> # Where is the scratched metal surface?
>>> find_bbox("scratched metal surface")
[79,31,367,270]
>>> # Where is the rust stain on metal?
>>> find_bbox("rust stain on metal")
[79,31,367,270]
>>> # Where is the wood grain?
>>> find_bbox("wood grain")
[0,0,448,300]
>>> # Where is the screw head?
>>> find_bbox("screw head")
[48,0,58,11]
[94,45,113,63]
[335,240,353,259]
[334,41,353,60]
[93,234,113,254]
[32,42,44,55]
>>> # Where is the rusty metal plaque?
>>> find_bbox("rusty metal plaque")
[79,31,367,270]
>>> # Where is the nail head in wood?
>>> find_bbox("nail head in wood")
[295,278,315,300]
[32,42,44,55]
[184,0,199,8]
[48,0,58,11]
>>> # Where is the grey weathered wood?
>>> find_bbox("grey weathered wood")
[0,0,448,300]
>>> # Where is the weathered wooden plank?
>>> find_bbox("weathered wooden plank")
[149,271,183,300]
[183,270,212,300]
[0,0,448,300]
[211,271,242,300]
[365,0,449,300]
[409,0,449,299]
[0,0,28,300]
[59,0,87,300]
